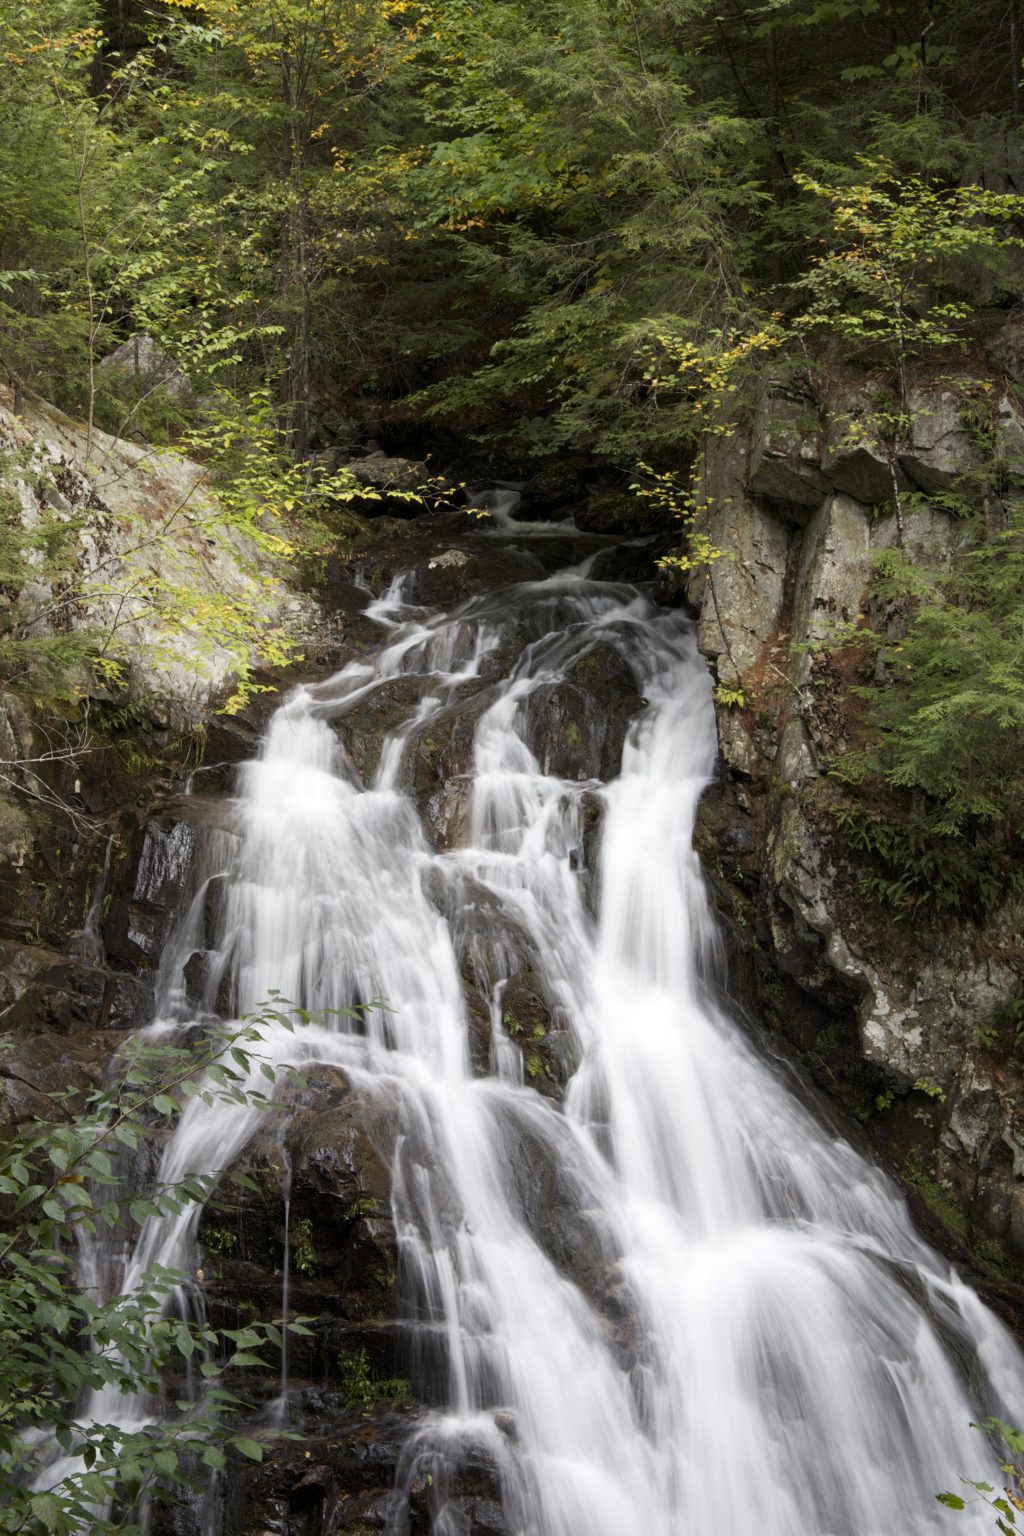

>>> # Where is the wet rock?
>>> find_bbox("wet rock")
[0,940,107,1035]
[520,682,599,780]
[588,541,661,585]
[520,644,641,782]
[104,970,154,1030]
[333,675,441,786]
[575,489,668,536]
[345,452,432,518]
[0,793,33,890]
[408,694,494,845]
[496,1103,604,1290]
[0,1027,119,1125]
[334,514,544,607]
[425,775,473,850]
[500,974,575,1097]
[213,1414,506,1536]
[499,974,550,1042]
[103,818,198,965]
[402,547,543,608]
[0,1070,53,1128]
[199,1075,399,1347]
[518,459,590,516]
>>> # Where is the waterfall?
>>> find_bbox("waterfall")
[60,540,1024,1532]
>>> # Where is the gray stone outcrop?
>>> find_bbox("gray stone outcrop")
[688,368,1024,1276]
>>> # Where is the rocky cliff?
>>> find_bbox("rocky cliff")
[683,338,1024,1299]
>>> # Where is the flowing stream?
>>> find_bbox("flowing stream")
[66,512,1024,1532]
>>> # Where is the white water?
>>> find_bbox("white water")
[57,544,1024,1532]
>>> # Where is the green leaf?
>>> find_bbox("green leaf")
[231,1436,264,1462]
[227,1351,265,1368]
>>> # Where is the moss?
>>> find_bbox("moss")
[564,721,582,748]
[815,1020,842,1055]
[975,1237,1024,1286]
[343,1197,383,1222]
[903,1157,968,1240]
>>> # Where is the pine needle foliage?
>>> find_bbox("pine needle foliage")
[835,512,1024,915]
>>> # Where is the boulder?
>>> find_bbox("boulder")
[0,1027,119,1126]
[211,1416,507,1536]
[344,452,431,518]
[0,381,320,729]
[520,642,642,783]
[198,1073,399,1358]
[97,335,191,401]
[0,940,107,1036]
[574,489,666,535]
[403,546,542,608]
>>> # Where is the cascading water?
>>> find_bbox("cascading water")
[61,512,1024,1533]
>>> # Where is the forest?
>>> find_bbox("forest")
[2,0,1024,897]
[3,1,1024,1533]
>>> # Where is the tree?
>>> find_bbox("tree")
[834,508,1024,915]
[790,159,1024,540]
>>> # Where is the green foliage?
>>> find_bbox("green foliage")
[635,461,736,577]
[833,512,1024,916]
[291,1216,316,1278]
[337,1346,408,1414]
[0,1009,312,1536]
[875,1077,945,1113]
[791,163,1024,365]
[939,1420,1024,1532]
[0,2,101,398]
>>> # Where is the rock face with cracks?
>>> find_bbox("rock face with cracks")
[684,365,1024,1299]
[0,382,319,729]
